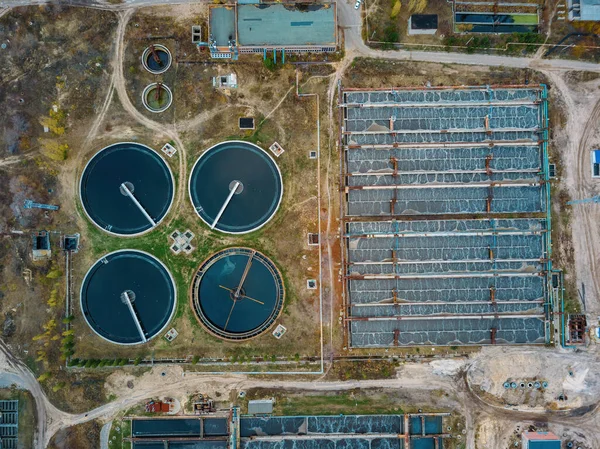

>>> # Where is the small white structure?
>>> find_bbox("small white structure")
[248,399,274,415]
[164,328,179,342]
[192,25,202,43]
[269,142,285,158]
[272,324,287,339]
[161,143,177,158]
[169,229,195,254]
[307,233,319,246]
[307,279,317,290]
[213,73,238,88]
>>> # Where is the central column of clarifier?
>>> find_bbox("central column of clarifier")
[120,290,147,343]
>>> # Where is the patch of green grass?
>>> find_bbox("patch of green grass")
[277,391,403,416]
[511,14,539,25]
[108,418,131,449]
[80,208,217,323]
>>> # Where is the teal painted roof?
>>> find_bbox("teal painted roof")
[529,441,561,449]
[581,0,600,21]
[237,4,335,47]
[210,6,236,47]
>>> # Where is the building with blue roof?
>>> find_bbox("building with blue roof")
[568,0,600,21]
[208,2,337,59]
[522,431,561,449]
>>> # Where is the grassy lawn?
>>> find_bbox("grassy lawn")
[108,417,132,449]
[242,389,404,416]
[511,14,539,25]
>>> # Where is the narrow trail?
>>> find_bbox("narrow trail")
[0,340,69,449]
[545,70,600,313]
[574,98,600,312]
[5,2,600,447]
[112,8,188,217]
[68,10,121,205]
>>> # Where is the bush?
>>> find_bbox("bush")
[263,58,277,71]
[383,24,399,43]
[191,356,200,365]
[37,372,52,382]
[46,269,63,279]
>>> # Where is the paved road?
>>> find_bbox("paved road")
[1,0,599,71]
[99,421,112,449]
[336,0,600,72]
[0,341,71,449]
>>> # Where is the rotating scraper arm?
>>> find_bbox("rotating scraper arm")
[210,181,240,230]
[120,183,156,228]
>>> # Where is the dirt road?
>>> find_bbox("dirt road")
[0,340,70,448]
[542,71,600,315]
[2,341,599,448]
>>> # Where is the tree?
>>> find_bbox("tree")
[390,0,401,18]
[408,0,427,13]
[47,288,59,307]
[39,139,68,161]
[46,269,63,279]
[40,116,65,136]
[37,372,52,382]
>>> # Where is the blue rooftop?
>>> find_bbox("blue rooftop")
[237,4,336,47]
[529,442,561,449]
[210,6,236,47]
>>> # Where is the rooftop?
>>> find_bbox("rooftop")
[523,431,561,449]
[237,3,336,47]
[248,399,274,415]
[580,0,600,20]
[210,5,236,47]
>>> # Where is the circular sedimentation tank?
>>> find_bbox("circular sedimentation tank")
[188,141,283,234]
[81,250,176,345]
[142,83,173,113]
[141,44,172,74]
[80,142,174,236]
[191,247,284,340]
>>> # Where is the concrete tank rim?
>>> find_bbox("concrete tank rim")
[142,82,173,113]
[141,44,172,74]
[79,248,177,346]
[189,246,285,341]
[187,140,283,235]
[79,141,175,237]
